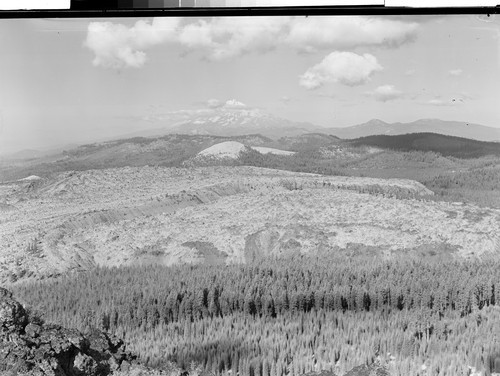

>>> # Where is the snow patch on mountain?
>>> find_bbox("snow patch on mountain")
[252,147,295,156]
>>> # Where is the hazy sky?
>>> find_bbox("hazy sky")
[0,14,499,154]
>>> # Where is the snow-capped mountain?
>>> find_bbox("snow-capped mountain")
[124,101,323,139]
[168,107,322,138]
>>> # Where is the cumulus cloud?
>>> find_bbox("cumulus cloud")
[85,18,180,69]
[178,17,290,60]
[405,69,416,76]
[223,99,247,109]
[189,16,418,59]
[366,85,404,102]
[448,69,463,76]
[286,17,418,53]
[85,16,419,68]
[204,98,248,109]
[299,52,382,89]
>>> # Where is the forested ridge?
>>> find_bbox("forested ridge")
[13,254,500,376]
[348,133,500,159]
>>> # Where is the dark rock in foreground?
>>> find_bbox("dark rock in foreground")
[301,371,338,376]
[0,288,135,375]
[343,362,390,376]
[303,360,390,376]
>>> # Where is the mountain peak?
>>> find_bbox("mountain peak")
[168,108,321,138]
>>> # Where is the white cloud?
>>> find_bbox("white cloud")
[299,52,382,89]
[366,85,404,102]
[224,99,247,109]
[84,18,180,69]
[404,69,416,76]
[448,69,463,76]
[286,17,418,53]
[204,98,248,109]
[85,16,419,68]
[178,17,290,61]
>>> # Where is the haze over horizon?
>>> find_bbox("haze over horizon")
[0,14,499,154]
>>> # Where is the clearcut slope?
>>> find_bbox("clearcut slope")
[1,166,499,285]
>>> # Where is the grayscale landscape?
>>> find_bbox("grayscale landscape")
[0,13,500,376]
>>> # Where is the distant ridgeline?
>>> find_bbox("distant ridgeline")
[348,133,500,159]
[13,255,500,376]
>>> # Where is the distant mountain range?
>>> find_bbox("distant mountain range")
[172,108,322,138]
[136,110,500,143]
[3,109,500,161]
[329,119,500,142]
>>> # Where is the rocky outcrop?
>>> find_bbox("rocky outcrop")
[301,371,337,376]
[302,360,390,376]
[343,362,390,376]
[0,288,135,375]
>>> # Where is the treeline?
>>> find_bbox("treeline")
[13,255,500,375]
[423,166,500,208]
[425,166,500,191]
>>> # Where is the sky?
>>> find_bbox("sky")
[0,14,499,154]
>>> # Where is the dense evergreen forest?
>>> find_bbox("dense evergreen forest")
[348,133,500,159]
[13,254,500,376]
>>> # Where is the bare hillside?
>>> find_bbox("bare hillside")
[1,166,499,285]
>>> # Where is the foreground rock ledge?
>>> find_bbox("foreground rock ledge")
[1,287,390,376]
[0,288,135,375]
[302,361,390,376]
